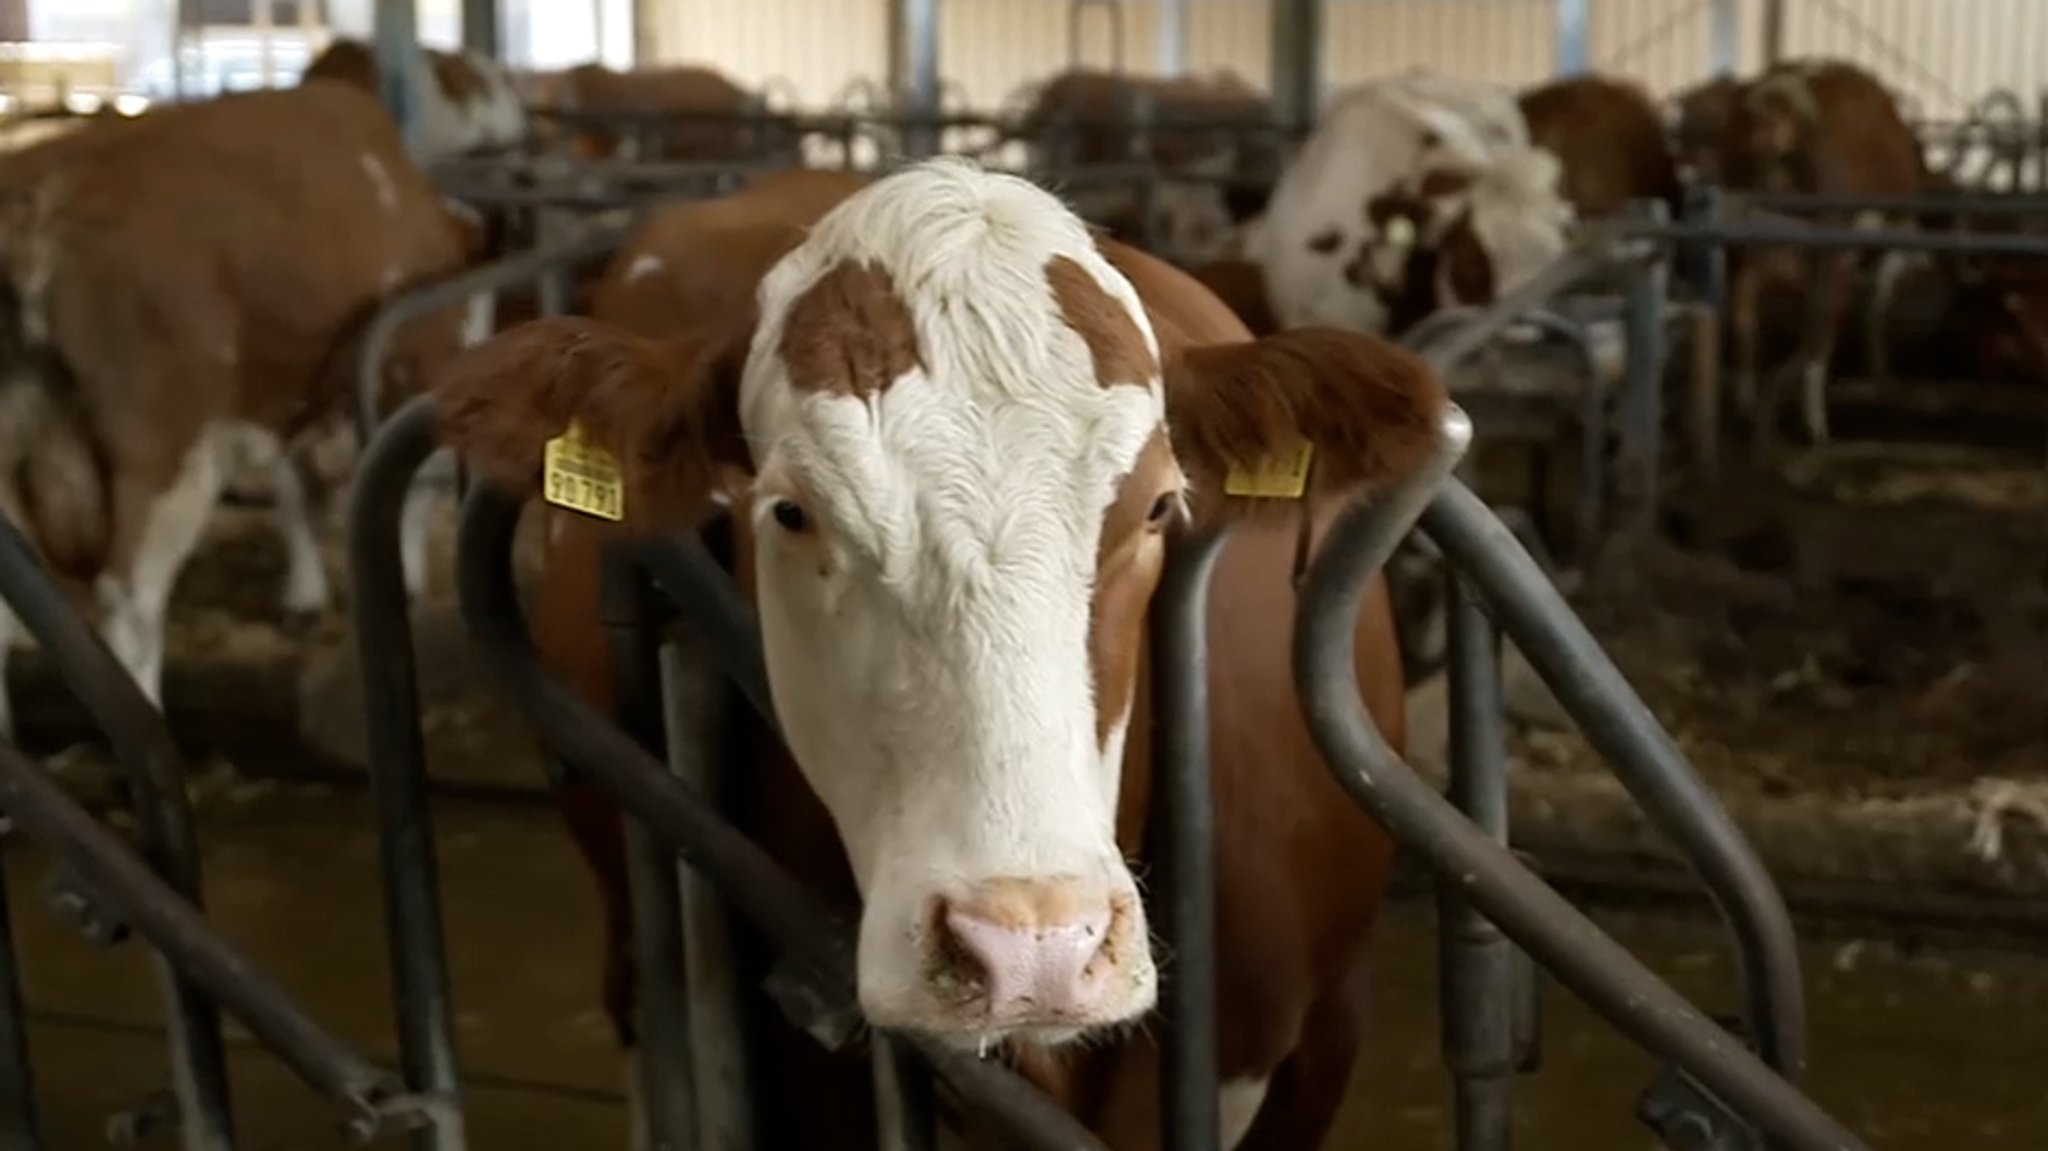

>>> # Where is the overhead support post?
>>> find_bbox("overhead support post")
[1157,0,1188,76]
[1709,0,1740,74]
[1555,0,1589,76]
[373,0,422,155]
[888,0,941,158]
[1268,0,1321,139]
[1761,0,1786,67]
[461,0,499,60]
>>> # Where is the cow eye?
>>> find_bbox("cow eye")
[1146,493,1177,526]
[770,499,809,533]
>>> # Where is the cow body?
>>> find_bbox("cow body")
[1249,69,1571,338]
[1714,58,1926,445]
[301,37,527,164]
[1021,69,1279,267]
[436,162,1440,1150]
[1518,73,1681,218]
[529,62,793,164]
[0,82,470,728]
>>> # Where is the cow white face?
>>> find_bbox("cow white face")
[434,159,1452,1053]
[737,162,1176,1047]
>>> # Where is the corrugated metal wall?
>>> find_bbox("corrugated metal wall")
[636,0,2048,117]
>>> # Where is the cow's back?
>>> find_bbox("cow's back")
[7,83,468,428]
[1518,74,1681,217]
[1803,61,1925,195]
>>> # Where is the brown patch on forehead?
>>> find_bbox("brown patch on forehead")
[1046,254,1159,388]
[779,259,923,398]
[1089,429,1178,751]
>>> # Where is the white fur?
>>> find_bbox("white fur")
[624,254,666,284]
[393,44,529,164]
[1219,1075,1271,1151]
[1252,69,1569,335]
[359,152,398,212]
[96,426,229,708]
[739,160,1164,1045]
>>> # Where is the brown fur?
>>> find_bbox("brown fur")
[1518,73,1681,218]
[0,83,467,583]
[1185,259,1280,337]
[544,62,772,162]
[436,169,1429,1150]
[1021,68,1275,170]
[1047,254,1161,386]
[779,261,924,397]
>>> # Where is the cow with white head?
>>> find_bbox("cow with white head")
[436,159,1446,1050]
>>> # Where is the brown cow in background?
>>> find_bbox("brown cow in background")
[528,62,798,164]
[1518,73,1682,219]
[1713,58,1926,447]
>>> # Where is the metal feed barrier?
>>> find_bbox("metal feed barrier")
[0,510,447,1151]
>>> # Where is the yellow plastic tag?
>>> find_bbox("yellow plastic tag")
[542,421,625,522]
[1223,439,1314,500]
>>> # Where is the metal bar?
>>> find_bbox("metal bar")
[1760,0,1786,68]
[1150,528,1228,1151]
[0,852,40,1151]
[602,552,699,1151]
[1738,191,2048,216]
[1621,205,1669,535]
[1268,0,1323,137]
[355,228,629,438]
[659,633,755,1151]
[1293,453,1866,1149]
[0,516,235,1151]
[345,399,469,1151]
[1555,0,1590,76]
[1408,248,1626,371]
[374,0,422,156]
[461,0,498,59]
[1156,0,1188,76]
[1419,482,1806,1079]
[1441,563,1514,1151]
[0,745,401,1125]
[872,1035,937,1151]
[1618,217,2048,258]
[453,483,1112,1151]
[1710,0,1740,75]
[888,0,941,157]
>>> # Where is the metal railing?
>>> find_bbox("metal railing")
[0,513,443,1150]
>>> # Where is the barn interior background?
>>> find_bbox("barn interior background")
[1,1,2047,1151]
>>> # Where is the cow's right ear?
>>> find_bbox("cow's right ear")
[433,315,750,530]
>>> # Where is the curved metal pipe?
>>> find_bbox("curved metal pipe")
[453,482,1112,1151]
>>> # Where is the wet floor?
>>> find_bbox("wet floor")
[7,783,2046,1150]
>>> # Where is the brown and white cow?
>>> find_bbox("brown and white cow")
[527,61,796,165]
[1020,68,1280,267]
[301,37,528,164]
[1713,58,1926,446]
[434,160,1439,1149]
[1518,73,1682,219]
[0,82,473,729]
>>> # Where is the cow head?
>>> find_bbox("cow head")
[1722,72,1823,193]
[435,159,1446,1049]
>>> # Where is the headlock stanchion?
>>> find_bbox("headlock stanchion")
[0,855,39,1151]
[450,479,1114,1151]
[0,514,443,1148]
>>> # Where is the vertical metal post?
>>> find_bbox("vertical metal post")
[1150,528,1228,1151]
[659,631,755,1151]
[374,0,423,155]
[872,1036,937,1151]
[1621,202,1670,535]
[1268,0,1322,141]
[1156,0,1188,76]
[888,0,940,157]
[1709,0,1741,74]
[1440,564,1514,1151]
[347,401,467,1151]
[603,553,698,1151]
[462,0,499,59]
[1760,0,1786,68]
[1554,0,1589,77]
[0,859,41,1151]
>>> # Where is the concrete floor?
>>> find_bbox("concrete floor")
[7,780,2048,1150]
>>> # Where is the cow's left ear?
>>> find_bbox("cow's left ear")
[1163,327,1449,522]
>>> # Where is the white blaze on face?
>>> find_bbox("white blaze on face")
[738,160,1165,1044]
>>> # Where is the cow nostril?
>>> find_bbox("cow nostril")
[931,884,1119,1017]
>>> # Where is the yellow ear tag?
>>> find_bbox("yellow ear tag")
[1223,439,1314,500]
[542,420,626,522]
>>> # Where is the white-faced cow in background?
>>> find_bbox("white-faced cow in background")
[1248,69,1572,338]
[436,159,1444,1150]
